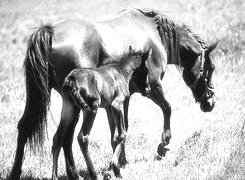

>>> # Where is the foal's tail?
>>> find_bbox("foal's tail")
[18,24,55,151]
[63,75,90,110]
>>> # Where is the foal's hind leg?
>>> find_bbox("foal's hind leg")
[52,96,80,180]
[62,107,80,179]
[148,81,171,155]
[77,110,97,180]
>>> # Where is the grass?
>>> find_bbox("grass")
[0,0,245,179]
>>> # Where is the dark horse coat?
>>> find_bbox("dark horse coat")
[10,8,218,180]
[63,49,150,178]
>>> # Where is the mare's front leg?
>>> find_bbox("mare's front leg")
[148,80,171,156]
[110,97,127,178]
[52,96,80,180]
[77,109,97,180]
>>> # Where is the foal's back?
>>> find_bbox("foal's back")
[64,52,144,107]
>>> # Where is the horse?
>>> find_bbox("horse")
[62,47,151,178]
[9,8,218,180]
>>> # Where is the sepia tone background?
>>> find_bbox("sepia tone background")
[0,0,244,179]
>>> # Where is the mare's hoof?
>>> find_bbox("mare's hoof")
[162,130,171,146]
[157,143,169,157]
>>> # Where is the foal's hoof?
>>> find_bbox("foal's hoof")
[103,173,112,180]
[112,163,122,178]
[119,156,128,168]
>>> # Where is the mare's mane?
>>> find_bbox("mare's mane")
[136,8,207,65]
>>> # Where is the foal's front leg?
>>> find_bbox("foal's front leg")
[106,98,128,168]
[110,97,127,178]
[119,97,130,166]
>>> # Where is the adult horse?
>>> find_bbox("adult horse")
[9,8,218,180]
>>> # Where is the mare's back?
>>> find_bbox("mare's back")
[93,9,157,57]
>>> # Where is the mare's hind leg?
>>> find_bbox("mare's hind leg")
[77,109,97,180]
[52,96,80,180]
[9,118,28,180]
[62,106,80,179]
[148,81,171,155]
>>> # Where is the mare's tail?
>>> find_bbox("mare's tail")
[18,24,55,151]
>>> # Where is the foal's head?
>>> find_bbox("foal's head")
[179,30,218,112]
[120,46,151,95]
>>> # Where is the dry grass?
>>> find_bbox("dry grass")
[0,0,245,179]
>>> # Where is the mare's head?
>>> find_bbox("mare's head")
[138,9,218,112]
[179,27,218,112]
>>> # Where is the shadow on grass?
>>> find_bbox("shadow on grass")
[1,175,68,180]
[79,169,90,180]
[79,166,114,180]
[1,169,92,180]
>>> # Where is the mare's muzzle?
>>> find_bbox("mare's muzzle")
[199,88,215,112]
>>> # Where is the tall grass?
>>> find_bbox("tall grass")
[0,0,244,179]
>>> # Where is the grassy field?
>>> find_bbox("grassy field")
[0,0,245,179]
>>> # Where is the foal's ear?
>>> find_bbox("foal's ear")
[206,41,219,55]
[142,48,152,64]
[147,47,152,56]
[145,48,152,59]
[128,45,135,55]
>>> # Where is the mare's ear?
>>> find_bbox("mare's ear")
[206,41,219,55]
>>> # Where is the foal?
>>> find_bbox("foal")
[63,47,151,179]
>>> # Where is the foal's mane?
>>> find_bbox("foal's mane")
[103,50,143,68]
[136,8,207,65]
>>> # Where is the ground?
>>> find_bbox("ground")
[0,0,245,179]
